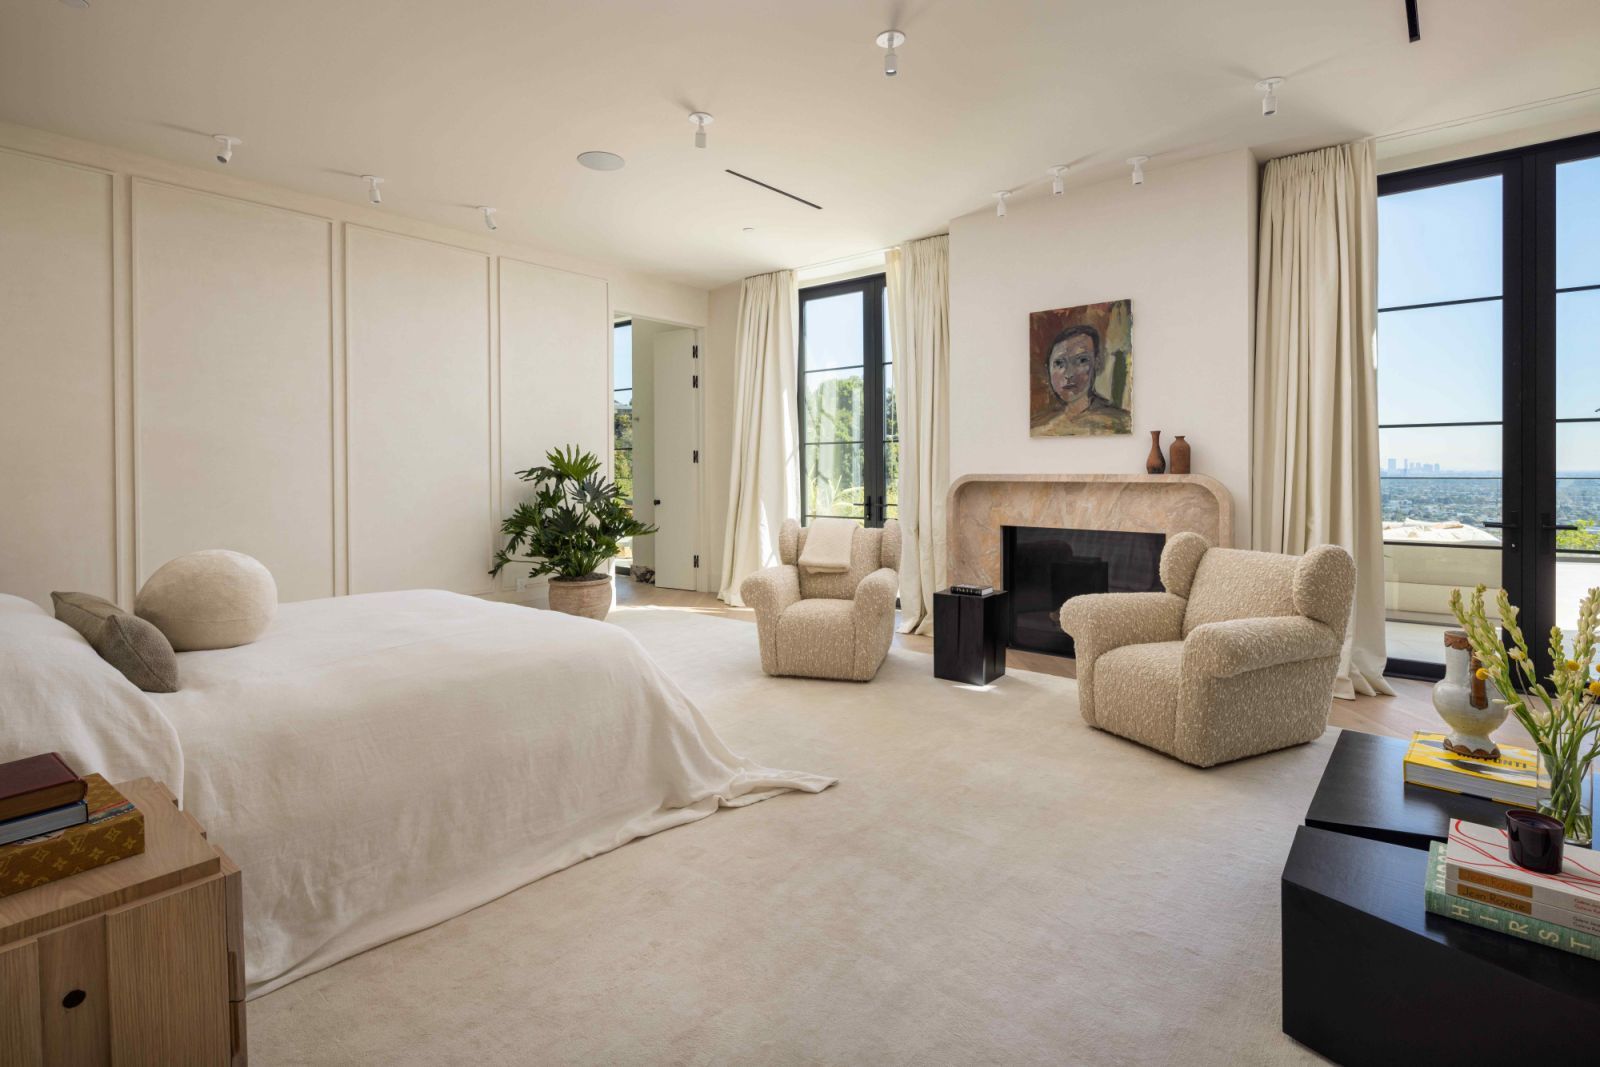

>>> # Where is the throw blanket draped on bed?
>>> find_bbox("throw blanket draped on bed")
[148,591,833,997]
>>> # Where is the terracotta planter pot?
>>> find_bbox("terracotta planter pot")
[547,574,612,620]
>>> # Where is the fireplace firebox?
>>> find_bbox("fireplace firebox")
[1001,526,1165,657]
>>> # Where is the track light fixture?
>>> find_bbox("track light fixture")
[212,135,241,165]
[994,191,1010,219]
[1256,77,1284,117]
[875,30,905,77]
[361,175,384,205]
[1048,165,1067,197]
[689,112,713,149]
[479,206,498,231]
[1127,156,1148,187]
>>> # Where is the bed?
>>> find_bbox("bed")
[0,590,832,997]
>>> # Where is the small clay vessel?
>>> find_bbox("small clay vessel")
[1145,430,1166,475]
[1170,435,1191,475]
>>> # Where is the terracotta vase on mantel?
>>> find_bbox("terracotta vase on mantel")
[1145,430,1166,475]
[1169,435,1191,475]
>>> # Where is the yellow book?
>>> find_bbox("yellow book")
[1401,732,1547,807]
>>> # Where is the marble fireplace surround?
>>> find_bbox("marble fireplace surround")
[945,473,1234,589]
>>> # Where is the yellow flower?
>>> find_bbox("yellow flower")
[1565,660,1581,672]
[1475,668,1490,681]
[1589,680,1600,698]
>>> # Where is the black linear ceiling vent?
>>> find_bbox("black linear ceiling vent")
[725,170,823,210]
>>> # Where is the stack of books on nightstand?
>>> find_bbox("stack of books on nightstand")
[1425,819,1600,961]
[0,752,88,844]
[0,752,145,897]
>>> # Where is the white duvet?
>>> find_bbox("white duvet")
[1,591,833,997]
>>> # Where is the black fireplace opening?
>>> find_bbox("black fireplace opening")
[1001,526,1165,657]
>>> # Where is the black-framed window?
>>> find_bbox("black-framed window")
[1377,130,1600,680]
[798,275,897,526]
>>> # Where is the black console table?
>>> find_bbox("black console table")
[932,588,1007,685]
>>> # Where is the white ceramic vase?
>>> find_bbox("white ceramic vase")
[1432,629,1509,759]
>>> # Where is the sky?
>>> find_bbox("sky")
[1377,155,1599,473]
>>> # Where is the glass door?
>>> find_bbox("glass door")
[1544,145,1600,651]
[1376,166,1521,677]
[1378,130,1600,679]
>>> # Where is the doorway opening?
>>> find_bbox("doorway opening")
[613,314,705,592]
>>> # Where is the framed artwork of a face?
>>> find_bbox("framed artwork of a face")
[1029,299,1132,437]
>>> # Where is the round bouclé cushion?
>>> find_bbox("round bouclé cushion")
[135,550,277,651]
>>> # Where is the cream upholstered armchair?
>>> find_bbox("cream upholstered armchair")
[740,519,901,682]
[1059,532,1356,768]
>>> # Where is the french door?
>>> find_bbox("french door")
[1377,131,1600,680]
[797,274,898,527]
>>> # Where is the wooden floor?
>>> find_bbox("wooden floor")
[614,577,1532,747]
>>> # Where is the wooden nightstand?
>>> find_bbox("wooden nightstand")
[0,778,245,1066]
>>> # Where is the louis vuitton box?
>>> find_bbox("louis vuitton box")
[0,774,144,897]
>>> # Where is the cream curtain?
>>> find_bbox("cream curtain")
[886,235,951,635]
[1252,141,1394,699]
[718,270,800,607]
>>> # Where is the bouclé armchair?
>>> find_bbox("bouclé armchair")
[1059,532,1355,767]
[740,519,901,682]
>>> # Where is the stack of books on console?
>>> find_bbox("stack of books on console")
[1402,731,1547,807]
[1424,820,1600,962]
[0,752,144,898]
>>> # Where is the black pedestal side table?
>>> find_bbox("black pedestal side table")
[932,588,1008,685]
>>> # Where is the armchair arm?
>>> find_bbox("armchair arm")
[852,568,900,678]
[741,565,801,676]
[1059,592,1187,657]
[1059,592,1186,727]
[1182,615,1340,680]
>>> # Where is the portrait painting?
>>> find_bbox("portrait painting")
[1029,299,1132,437]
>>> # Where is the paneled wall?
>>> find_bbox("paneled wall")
[0,139,626,608]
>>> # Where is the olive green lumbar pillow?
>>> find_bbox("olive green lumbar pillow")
[51,591,180,693]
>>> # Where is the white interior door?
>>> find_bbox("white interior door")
[651,328,701,590]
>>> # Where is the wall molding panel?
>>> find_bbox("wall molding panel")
[1,134,632,607]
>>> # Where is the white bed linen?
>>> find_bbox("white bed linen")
[151,591,833,997]
[0,594,186,795]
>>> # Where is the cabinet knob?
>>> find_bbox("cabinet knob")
[62,988,87,1009]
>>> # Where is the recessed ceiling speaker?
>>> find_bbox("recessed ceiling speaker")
[213,135,241,164]
[577,151,626,171]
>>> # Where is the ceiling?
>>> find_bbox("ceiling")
[2,0,1598,290]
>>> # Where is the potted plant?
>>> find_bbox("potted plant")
[490,446,656,621]
[1451,584,1600,845]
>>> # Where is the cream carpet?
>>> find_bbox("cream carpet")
[250,607,1331,1066]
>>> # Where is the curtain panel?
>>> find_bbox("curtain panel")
[887,234,951,635]
[717,270,800,607]
[1252,140,1393,699]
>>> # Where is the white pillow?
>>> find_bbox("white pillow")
[136,550,278,652]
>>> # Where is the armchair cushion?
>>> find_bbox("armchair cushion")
[1181,548,1298,636]
[1093,641,1185,754]
[775,599,856,677]
[1183,616,1341,680]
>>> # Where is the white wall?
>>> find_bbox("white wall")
[0,125,705,608]
[947,149,1259,543]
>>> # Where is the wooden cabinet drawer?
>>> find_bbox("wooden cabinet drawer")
[0,937,43,1067]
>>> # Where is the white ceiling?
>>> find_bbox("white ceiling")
[2,0,1598,290]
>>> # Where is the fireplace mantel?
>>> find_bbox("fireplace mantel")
[945,473,1234,590]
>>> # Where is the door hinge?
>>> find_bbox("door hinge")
[692,345,699,359]
[692,374,699,388]
[692,449,699,463]
[693,555,700,568]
